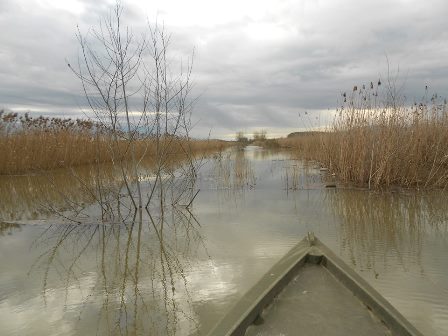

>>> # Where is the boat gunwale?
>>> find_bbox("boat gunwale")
[206,236,424,336]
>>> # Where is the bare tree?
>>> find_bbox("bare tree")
[68,1,197,222]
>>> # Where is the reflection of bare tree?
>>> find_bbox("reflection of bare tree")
[328,190,448,272]
[30,201,206,335]
[0,165,122,222]
[0,151,208,224]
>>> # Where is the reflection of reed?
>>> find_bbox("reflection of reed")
[0,166,121,221]
[213,149,256,190]
[282,161,322,191]
[0,152,204,222]
[14,149,209,335]
[234,150,255,189]
[248,148,277,161]
[328,190,448,272]
[30,205,205,335]
[283,164,300,191]
[0,222,21,236]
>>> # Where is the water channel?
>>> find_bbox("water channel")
[1,146,447,335]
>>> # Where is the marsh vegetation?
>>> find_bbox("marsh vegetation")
[0,111,229,175]
[0,2,235,232]
[2,147,448,336]
[278,81,448,189]
[1,2,448,336]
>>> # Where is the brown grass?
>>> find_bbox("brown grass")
[0,111,232,175]
[279,84,448,189]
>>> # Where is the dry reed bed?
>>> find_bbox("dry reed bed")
[0,111,231,175]
[279,85,448,189]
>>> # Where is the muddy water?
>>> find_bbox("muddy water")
[0,146,447,335]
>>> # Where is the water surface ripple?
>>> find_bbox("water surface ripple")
[0,146,447,335]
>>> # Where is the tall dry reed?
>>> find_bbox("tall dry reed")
[280,83,448,189]
[0,111,231,175]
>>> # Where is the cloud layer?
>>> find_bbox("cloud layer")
[1,0,448,138]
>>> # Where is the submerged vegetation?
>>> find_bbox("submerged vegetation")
[279,82,448,189]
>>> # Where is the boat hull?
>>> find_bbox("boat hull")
[207,237,423,336]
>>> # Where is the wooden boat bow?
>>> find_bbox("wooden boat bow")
[207,235,423,336]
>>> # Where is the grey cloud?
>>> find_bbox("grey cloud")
[1,0,448,138]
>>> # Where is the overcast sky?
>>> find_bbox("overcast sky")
[1,0,447,139]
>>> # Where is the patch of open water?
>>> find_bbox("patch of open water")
[0,146,447,335]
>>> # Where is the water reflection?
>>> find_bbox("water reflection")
[328,189,448,272]
[281,161,324,191]
[1,147,448,336]
[324,188,448,335]
[0,160,211,335]
[0,165,121,222]
[0,154,202,223]
[212,148,255,190]
[0,150,208,335]
[0,221,22,236]
[30,206,205,335]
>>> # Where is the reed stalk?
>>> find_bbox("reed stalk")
[0,111,230,175]
[279,84,448,189]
